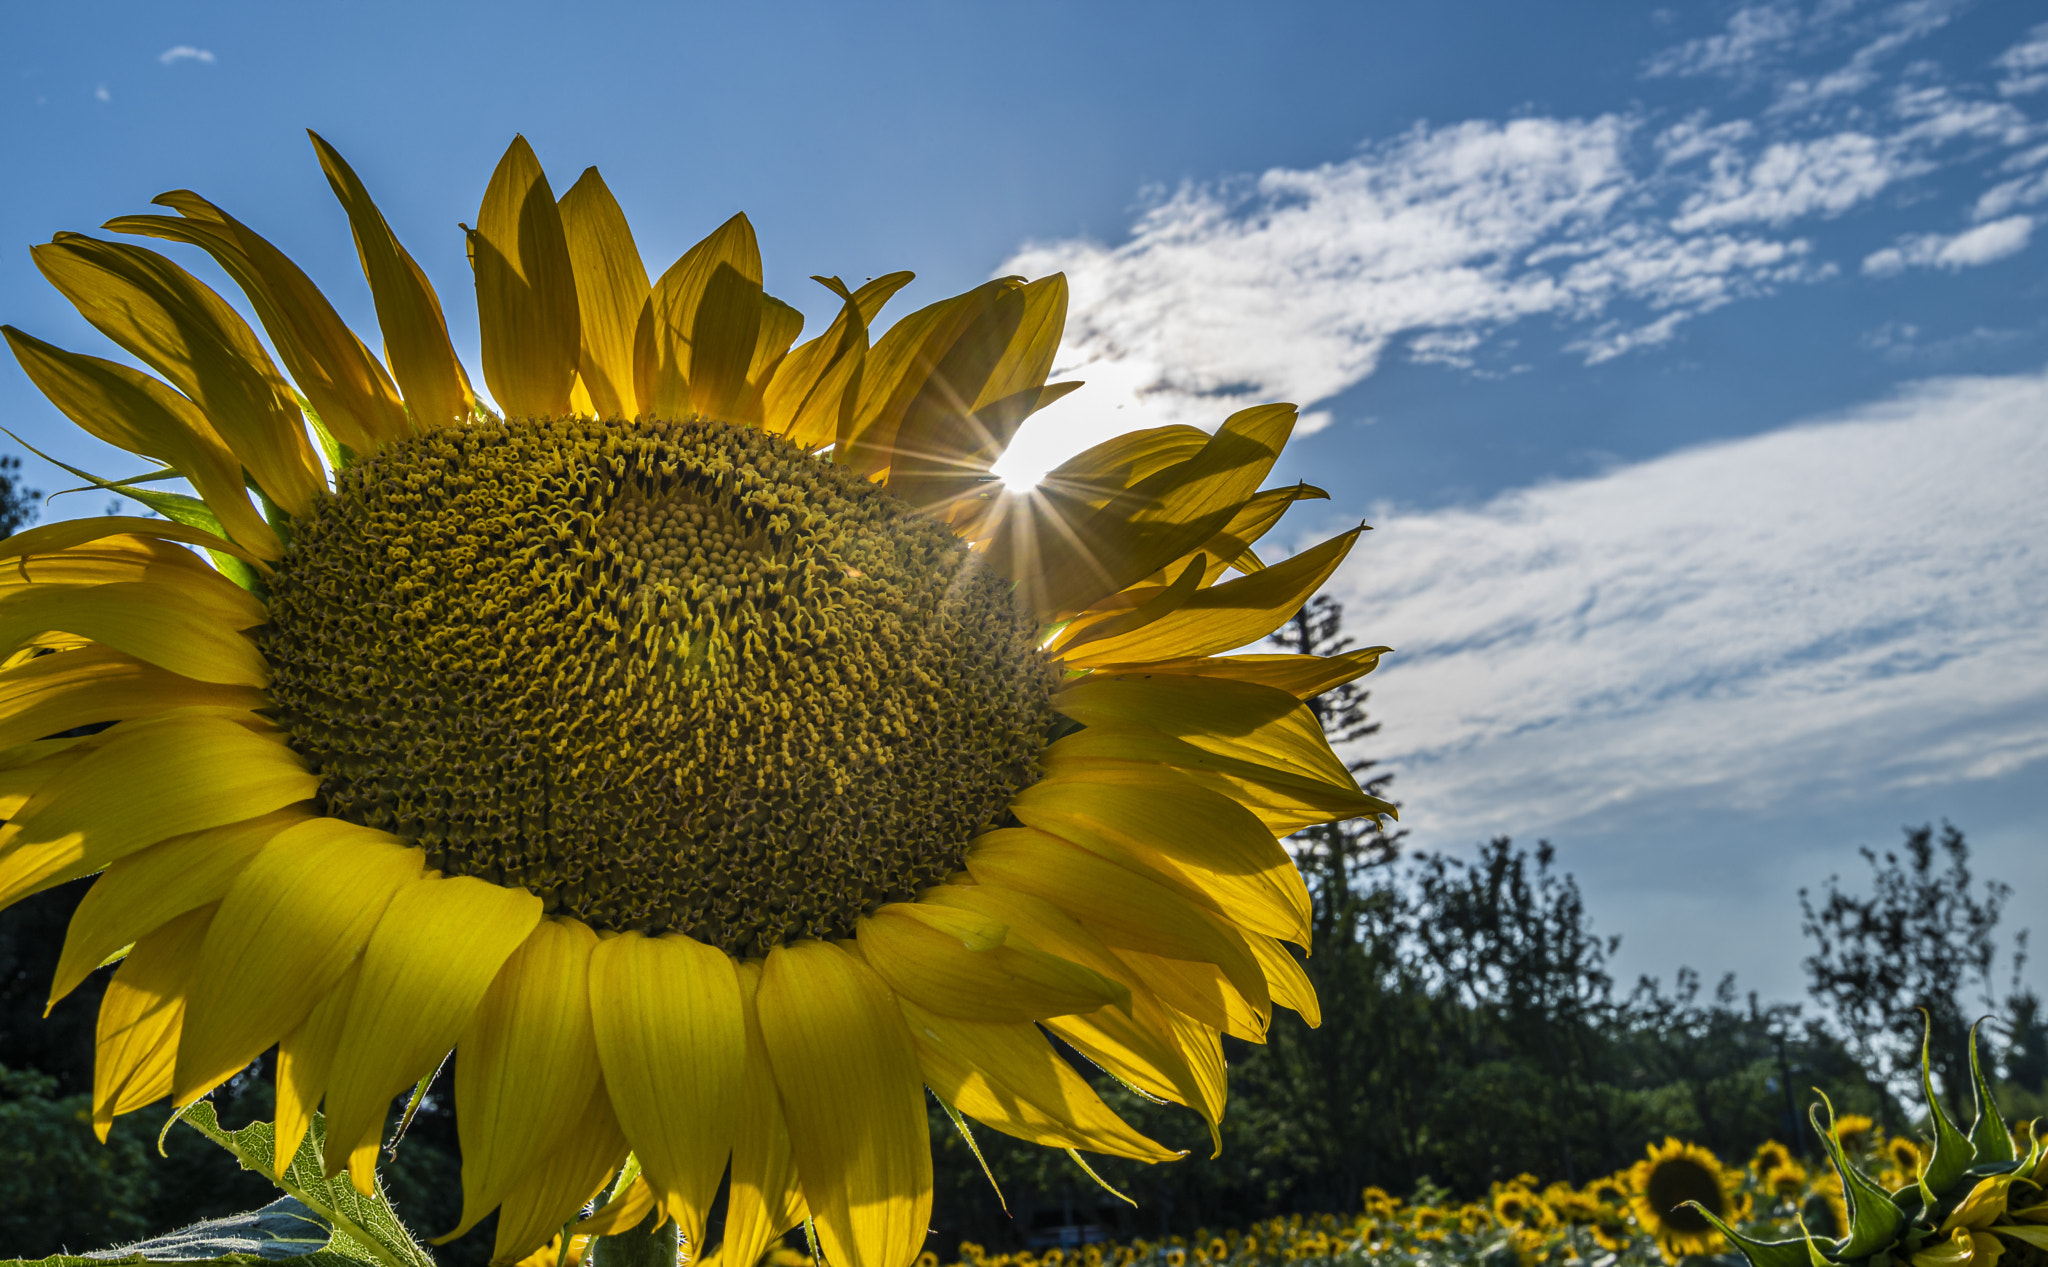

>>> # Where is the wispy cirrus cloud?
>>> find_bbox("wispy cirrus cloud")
[1317,366,2048,849]
[1863,213,2035,274]
[989,2,2044,484]
[158,45,215,65]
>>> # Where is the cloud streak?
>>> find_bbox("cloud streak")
[158,45,215,65]
[991,2,2044,484]
[1318,367,2048,850]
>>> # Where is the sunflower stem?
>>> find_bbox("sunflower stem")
[592,1211,678,1267]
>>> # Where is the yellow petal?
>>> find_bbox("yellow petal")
[757,939,931,1267]
[686,263,773,422]
[0,740,94,818]
[993,404,1297,621]
[916,883,1212,1116]
[1009,765,1309,944]
[108,191,412,452]
[1140,483,1329,583]
[490,1078,630,1267]
[175,817,423,1103]
[763,274,913,449]
[898,998,1178,1162]
[1056,673,1355,792]
[31,234,324,515]
[588,931,745,1253]
[856,902,1127,1023]
[93,902,212,1141]
[1039,727,1388,827]
[635,214,761,418]
[471,136,581,418]
[0,642,267,753]
[1114,948,1267,1042]
[571,1174,655,1237]
[1049,555,1206,658]
[274,959,361,1178]
[0,715,317,908]
[0,535,268,629]
[1245,930,1319,1027]
[322,873,543,1178]
[1,328,281,559]
[1062,528,1363,667]
[963,828,1267,1011]
[721,961,809,1267]
[557,168,650,418]
[0,515,265,570]
[0,579,269,687]
[449,917,603,1241]
[50,807,308,1007]
[309,131,476,430]
[883,275,1069,512]
[1104,648,1389,701]
[1161,1008,1229,1153]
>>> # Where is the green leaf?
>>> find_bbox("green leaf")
[0,424,266,595]
[174,1102,436,1267]
[1811,1090,1906,1257]
[1968,1019,2017,1164]
[1920,1012,1978,1199]
[7,1195,372,1266]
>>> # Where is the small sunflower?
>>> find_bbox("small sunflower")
[1543,1183,1599,1225]
[1834,1114,1878,1154]
[1629,1138,1732,1261]
[1765,1161,1809,1202]
[1494,1189,1559,1231]
[1752,1141,1794,1177]
[0,135,1392,1267]
[1586,1175,1631,1210]
[1590,1220,1633,1254]
[1890,1134,1929,1177]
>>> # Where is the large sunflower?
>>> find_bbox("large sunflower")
[1629,1138,1733,1261]
[0,135,1392,1265]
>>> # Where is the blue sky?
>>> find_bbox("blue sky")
[4,0,2045,1002]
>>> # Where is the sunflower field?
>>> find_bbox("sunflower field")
[935,1115,2006,1267]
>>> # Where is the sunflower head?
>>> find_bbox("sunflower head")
[1629,1137,1731,1260]
[2,132,1393,1267]
[1889,1134,1928,1177]
[1752,1140,1794,1176]
[1765,1160,1809,1201]
[1833,1113,1878,1154]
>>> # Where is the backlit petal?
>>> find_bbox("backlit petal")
[323,873,543,1181]
[175,818,422,1103]
[758,940,931,1267]
[588,931,745,1254]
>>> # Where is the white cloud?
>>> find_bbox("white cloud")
[1669,131,1909,229]
[93,83,109,102]
[986,1,2044,484]
[1318,367,2048,849]
[158,45,215,65]
[1862,214,2035,274]
[994,117,1820,482]
[1644,5,1802,80]
[1995,22,2048,97]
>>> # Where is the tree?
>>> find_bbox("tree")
[0,454,41,537]
[1800,821,2033,1115]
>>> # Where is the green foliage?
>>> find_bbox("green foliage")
[169,1102,436,1267]
[0,452,39,538]
[0,1065,156,1256]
